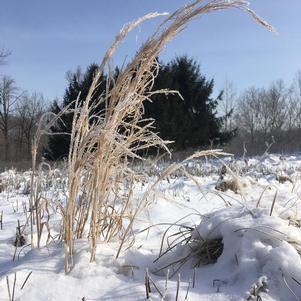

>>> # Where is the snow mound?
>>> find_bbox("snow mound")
[155,206,301,300]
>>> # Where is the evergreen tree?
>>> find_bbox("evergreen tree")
[44,64,107,159]
[144,56,228,150]
[45,56,234,160]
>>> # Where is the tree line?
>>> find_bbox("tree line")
[0,49,46,162]
[45,56,233,160]
[1,53,232,162]
[221,72,301,155]
[2,45,301,162]
[0,77,45,161]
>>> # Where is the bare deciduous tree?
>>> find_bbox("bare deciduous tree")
[235,87,262,143]
[16,92,45,157]
[220,80,237,132]
[264,80,287,134]
[0,76,23,160]
[287,70,301,130]
[236,81,288,142]
[228,76,301,155]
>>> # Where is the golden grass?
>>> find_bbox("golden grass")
[61,0,274,272]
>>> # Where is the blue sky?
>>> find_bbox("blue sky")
[0,0,300,101]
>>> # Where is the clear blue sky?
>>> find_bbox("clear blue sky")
[0,0,300,101]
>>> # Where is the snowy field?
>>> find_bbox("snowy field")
[1,154,301,301]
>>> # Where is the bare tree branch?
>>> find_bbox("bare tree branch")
[0,48,11,65]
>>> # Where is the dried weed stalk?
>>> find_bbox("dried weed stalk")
[30,106,73,248]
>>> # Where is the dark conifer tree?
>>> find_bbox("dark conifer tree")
[45,56,234,160]
[144,56,229,150]
[44,64,107,160]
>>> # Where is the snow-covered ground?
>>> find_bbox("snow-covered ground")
[1,154,301,300]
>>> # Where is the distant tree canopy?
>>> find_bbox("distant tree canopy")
[45,56,234,160]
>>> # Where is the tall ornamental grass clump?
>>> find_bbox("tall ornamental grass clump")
[62,0,274,272]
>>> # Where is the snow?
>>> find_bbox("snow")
[1,154,301,300]
[155,206,301,300]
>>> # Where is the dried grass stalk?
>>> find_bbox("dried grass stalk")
[30,104,74,248]
[63,0,274,272]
